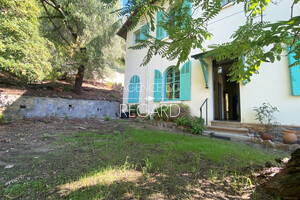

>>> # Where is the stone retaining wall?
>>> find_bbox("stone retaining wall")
[0,93,119,120]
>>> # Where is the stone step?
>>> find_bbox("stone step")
[205,125,249,134]
[211,120,243,128]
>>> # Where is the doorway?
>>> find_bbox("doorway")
[213,59,241,121]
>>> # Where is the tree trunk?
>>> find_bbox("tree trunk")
[74,65,85,94]
[262,148,300,199]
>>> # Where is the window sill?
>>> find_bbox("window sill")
[162,100,182,103]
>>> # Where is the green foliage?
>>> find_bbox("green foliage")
[0,114,6,124]
[39,0,125,81]
[0,0,52,82]
[128,104,139,114]
[62,85,72,92]
[253,103,279,126]
[153,105,171,121]
[153,103,190,121]
[104,116,111,121]
[121,0,300,83]
[175,115,205,134]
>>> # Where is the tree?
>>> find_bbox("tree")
[39,0,123,94]
[0,0,52,82]
[120,0,300,83]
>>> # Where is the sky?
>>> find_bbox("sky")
[122,0,128,7]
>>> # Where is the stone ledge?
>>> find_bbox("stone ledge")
[251,137,300,152]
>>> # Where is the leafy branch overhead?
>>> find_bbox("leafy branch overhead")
[121,0,300,83]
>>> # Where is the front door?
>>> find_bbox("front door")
[213,59,241,121]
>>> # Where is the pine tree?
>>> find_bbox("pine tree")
[39,0,124,94]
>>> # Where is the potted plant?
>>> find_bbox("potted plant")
[282,129,298,144]
[253,103,280,140]
[128,104,138,118]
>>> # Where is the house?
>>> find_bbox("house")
[117,0,300,128]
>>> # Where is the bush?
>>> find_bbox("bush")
[153,103,190,122]
[0,114,6,124]
[175,115,205,134]
[104,116,111,121]
[128,104,139,115]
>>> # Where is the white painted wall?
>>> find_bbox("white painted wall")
[122,0,300,125]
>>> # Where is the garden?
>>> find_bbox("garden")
[0,117,289,199]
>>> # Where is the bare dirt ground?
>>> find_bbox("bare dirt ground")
[0,72,123,101]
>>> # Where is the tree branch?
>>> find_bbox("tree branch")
[40,0,71,46]
[48,0,78,42]
[291,0,295,18]
[44,0,56,8]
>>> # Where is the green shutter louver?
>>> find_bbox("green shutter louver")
[288,46,300,96]
[154,70,162,101]
[128,75,140,103]
[156,11,164,40]
[180,61,191,100]
[140,24,149,40]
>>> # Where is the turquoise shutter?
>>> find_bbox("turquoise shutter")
[183,1,192,16]
[181,1,191,28]
[180,61,191,100]
[154,70,162,101]
[128,75,140,103]
[288,46,300,96]
[140,24,149,40]
[156,11,164,40]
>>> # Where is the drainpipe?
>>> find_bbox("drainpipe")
[146,63,150,114]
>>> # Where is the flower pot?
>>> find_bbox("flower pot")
[129,113,137,118]
[262,134,273,141]
[283,129,297,144]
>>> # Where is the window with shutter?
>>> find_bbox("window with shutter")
[156,11,165,40]
[288,46,300,96]
[128,75,140,103]
[134,24,149,44]
[165,68,180,100]
[180,61,191,100]
[154,70,162,101]
[140,24,149,40]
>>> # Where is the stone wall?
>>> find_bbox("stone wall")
[0,93,119,120]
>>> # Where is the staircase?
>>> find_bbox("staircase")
[205,120,249,135]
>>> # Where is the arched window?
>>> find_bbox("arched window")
[128,75,140,103]
[165,68,180,100]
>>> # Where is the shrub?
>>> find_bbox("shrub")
[253,103,279,125]
[175,115,205,134]
[153,103,190,122]
[62,85,72,92]
[253,103,280,133]
[128,104,139,115]
[0,114,6,124]
[153,105,171,121]
[104,116,111,121]
[106,81,113,88]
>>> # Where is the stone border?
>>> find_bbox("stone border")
[251,137,300,152]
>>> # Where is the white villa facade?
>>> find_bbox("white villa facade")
[117,0,300,126]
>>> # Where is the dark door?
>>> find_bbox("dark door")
[213,59,241,121]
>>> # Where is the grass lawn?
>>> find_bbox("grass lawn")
[0,119,287,199]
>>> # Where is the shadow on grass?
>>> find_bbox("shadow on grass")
[1,122,286,199]
[60,168,248,200]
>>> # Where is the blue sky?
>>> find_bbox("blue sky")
[122,0,128,7]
